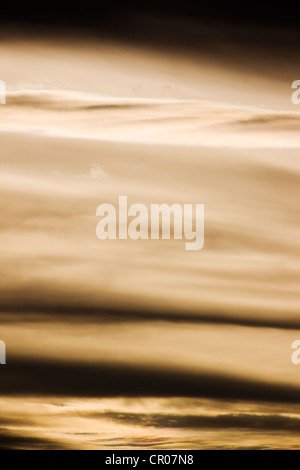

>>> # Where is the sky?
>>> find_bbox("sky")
[0,1,300,450]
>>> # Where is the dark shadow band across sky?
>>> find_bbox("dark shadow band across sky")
[1,303,300,330]
[1,357,300,404]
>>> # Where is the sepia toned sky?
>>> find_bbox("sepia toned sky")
[0,1,300,449]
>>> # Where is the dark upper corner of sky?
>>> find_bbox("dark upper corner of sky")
[0,1,299,53]
[0,1,299,29]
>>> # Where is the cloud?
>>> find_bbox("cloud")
[1,302,300,330]
[2,357,300,404]
[0,429,67,450]
[102,410,300,433]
